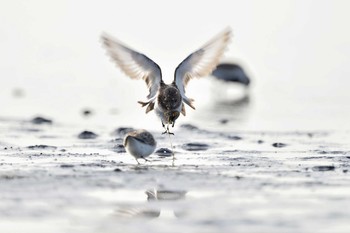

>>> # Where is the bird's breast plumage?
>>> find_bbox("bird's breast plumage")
[157,85,182,111]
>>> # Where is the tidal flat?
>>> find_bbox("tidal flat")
[0,117,349,233]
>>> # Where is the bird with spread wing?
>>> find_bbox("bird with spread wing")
[101,28,231,134]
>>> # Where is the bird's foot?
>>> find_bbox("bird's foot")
[161,124,174,135]
[135,157,150,164]
[162,130,174,135]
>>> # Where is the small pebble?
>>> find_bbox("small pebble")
[112,127,135,137]
[220,119,229,124]
[155,148,173,157]
[112,144,126,153]
[60,164,74,168]
[312,165,335,172]
[114,168,122,172]
[78,131,98,139]
[82,108,93,117]
[31,116,52,125]
[227,135,242,140]
[272,142,287,148]
[180,124,198,130]
[182,143,209,151]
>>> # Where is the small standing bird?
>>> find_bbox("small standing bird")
[102,28,231,134]
[123,129,157,164]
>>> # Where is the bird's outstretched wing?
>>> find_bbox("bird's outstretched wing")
[174,28,232,109]
[101,33,162,112]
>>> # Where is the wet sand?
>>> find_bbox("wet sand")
[1,117,349,233]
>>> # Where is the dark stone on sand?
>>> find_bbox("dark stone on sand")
[31,116,52,125]
[220,119,229,124]
[272,142,287,148]
[343,169,348,173]
[180,124,198,130]
[27,145,57,150]
[112,144,126,153]
[182,143,209,151]
[227,135,242,140]
[78,131,98,139]
[60,164,74,168]
[82,108,93,117]
[312,165,335,172]
[112,127,135,137]
[114,168,122,172]
[257,140,264,144]
[155,148,173,157]
[211,63,250,86]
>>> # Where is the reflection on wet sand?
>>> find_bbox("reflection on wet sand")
[115,189,187,219]
[195,93,251,127]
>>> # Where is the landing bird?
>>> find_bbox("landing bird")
[102,28,231,134]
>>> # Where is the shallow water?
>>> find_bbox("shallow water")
[1,110,350,233]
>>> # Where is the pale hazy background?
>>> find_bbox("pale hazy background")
[1,0,349,131]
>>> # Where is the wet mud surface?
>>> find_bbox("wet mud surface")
[0,119,350,233]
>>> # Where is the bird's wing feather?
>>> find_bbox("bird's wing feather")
[174,28,232,108]
[101,33,162,100]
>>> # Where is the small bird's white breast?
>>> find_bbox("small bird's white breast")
[124,137,156,159]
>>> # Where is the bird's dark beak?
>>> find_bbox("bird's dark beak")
[166,111,180,127]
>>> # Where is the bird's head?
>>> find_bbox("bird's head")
[165,111,180,127]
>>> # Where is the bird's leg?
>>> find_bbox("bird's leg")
[166,124,174,135]
[141,156,150,162]
[161,124,174,135]
[135,158,140,165]
[161,122,168,135]
[162,127,168,135]
[172,121,175,127]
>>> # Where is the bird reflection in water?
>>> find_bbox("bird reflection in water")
[115,189,187,219]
